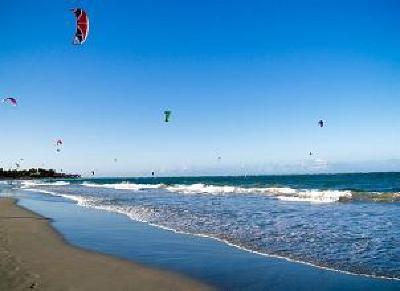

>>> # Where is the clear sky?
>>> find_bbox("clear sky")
[2,0,400,176]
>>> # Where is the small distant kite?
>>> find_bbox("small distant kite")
[55,139,63,152]
[217,156,222,161]
[2,97,17,106]
[114,158,118,163]
[309,152,313,156]
[71,8,89,45]
[91,171,95,176]
[164,110,172,123]
[318,120,324,128]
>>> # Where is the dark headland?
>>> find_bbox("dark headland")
[0,168,80,180]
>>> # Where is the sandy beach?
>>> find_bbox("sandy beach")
[0,197,211,291]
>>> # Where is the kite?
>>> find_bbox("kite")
[71,8,89,45]
[318,120,324,128]
[164,110,172,122]
[2,97,17,106]
[56,139,63,152]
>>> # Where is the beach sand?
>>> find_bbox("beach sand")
[0,198,212,290]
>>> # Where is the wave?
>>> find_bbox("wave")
[22,180,350,203]
[82,182,163,191]
[81,182,350,203]
[22,188,152,223]
[277,190,352,203]
[351,191,400,202]
[27,180,400,203]
[164,184,296,195]
[21,181,70,188]
[22,188,107,209]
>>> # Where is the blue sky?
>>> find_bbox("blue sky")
[2,0,400,176]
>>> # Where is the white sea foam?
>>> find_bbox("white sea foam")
[277,190,352,203]
[165,183,237,194]
[23,188,153,222]
[82,182,163,191]
[21,181,70,188]
[81,182,351,202]
[82,182,297,195]
[22,188,93,205]
[165,184,300,195]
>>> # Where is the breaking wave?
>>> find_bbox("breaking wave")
[81,182,351,203]
[277,190,352,203]
[21,181,70,188]
[22,188,152,223]
[23,180,400,203]
[82,181,163,191]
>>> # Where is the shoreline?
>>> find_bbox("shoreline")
[23,188,399,281]
[0,197,212,290]
[11,190,400,290]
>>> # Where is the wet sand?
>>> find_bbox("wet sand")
[0,198,212,290]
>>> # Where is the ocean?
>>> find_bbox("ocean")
[14,173,400,281]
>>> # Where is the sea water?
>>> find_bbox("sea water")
[17,173,400,280]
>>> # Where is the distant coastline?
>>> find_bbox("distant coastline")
[0,168,80,180]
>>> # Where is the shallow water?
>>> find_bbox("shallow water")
[7,191,398,290]
[16,173,400,279]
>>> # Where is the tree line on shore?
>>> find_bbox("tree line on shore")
[0,168,80,179]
